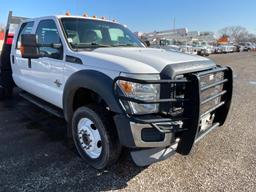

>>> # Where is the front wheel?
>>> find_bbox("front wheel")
[72,106,121,169]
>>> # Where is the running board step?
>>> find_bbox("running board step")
[19,92,64,118]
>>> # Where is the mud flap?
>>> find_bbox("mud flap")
[0,85,4,100]
[0,74,4,100]
[130,143,178,167]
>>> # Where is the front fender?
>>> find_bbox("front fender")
[63,70,123,122]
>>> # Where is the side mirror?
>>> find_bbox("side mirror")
[21,34,40,59]
[143,40,150,47]
[52,43,63,49]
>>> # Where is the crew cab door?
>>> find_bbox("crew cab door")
[30,19,64,108]
[12,21,34,89]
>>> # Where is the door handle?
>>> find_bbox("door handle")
[28,59,32,68]
[11,55,15,64]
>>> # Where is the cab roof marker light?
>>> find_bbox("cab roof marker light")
[65,11,71,16]
[92,15,97,18]
[83,13,88,17]
[101,16,106,20]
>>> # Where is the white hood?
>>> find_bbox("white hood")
[78,47,213,74]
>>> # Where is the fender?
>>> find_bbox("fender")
[63,70,123,122]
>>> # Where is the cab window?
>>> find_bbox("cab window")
[36,20,63,60]
[16,22,34,49]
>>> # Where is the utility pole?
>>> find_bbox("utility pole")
[173,17,176,32]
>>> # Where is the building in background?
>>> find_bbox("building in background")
[136,28,216,45]
[217,35,230,45]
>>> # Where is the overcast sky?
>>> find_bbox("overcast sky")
[0,0,255,33]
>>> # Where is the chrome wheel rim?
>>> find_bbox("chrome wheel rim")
[77,118,102,159]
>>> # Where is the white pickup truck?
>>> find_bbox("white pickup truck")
[0,12,233,169]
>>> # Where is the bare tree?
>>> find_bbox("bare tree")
[218,26,249,43]
[246,33,256,43]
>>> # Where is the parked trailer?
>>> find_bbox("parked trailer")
[0,11,27,97]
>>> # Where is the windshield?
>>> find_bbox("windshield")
[61,18,144,49]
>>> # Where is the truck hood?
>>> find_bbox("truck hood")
[79,47,216,74]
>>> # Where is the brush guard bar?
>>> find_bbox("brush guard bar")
[114,66,233,155]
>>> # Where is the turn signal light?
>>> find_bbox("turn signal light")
[6,34,14,45]
[118,80,133,94]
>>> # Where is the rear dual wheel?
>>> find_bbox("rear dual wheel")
[72,105,121,169]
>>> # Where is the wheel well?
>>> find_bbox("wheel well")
[73,88,108,113]
[69,88,119,140]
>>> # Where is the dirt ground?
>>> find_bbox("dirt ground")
[0,52,256,192]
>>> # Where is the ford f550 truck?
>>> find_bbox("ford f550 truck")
[0,12,233,169]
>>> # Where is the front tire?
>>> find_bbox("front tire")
[72,106,121,169]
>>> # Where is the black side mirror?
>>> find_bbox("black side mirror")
[52,43,63,49]
[144,40,150,47]
[21,34,40,59]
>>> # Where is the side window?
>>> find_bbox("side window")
[16,22,34,49]
[36,20,63,60]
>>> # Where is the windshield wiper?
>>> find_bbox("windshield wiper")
[112,43,138,47]
[71,42,111,48]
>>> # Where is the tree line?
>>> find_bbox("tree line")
[218,26,256,43]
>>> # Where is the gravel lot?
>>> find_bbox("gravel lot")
[0,52,256,192]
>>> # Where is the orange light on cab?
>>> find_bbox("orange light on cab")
[92,15,97,18]
[118,80,133,94]
[65,11,71,16]
[83,13,88,17]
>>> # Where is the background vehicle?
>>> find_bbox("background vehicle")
[155,39,181,52]
[0,12,233,169]
[239,43,250,52]
[213,46,223,54]
[192,41,212,56]
[219,45,234,53]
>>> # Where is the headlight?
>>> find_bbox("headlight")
[117,73,160,114]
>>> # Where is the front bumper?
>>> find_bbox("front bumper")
[113,66,233,155]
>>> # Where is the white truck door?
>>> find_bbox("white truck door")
[12,21,35,90]
[28,19,64,108]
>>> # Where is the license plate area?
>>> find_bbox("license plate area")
[199,113,214,132]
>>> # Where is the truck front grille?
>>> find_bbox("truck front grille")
[114,66,232,155]
[199,71,226,115]
[114,66,232,132]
